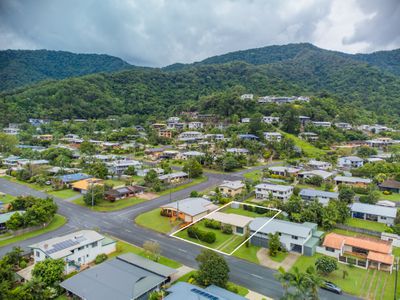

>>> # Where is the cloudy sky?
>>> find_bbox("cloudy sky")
[0,0,399,67]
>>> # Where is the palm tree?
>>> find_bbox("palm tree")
[304,266,323,300]
[288,267,308,298]
[274,267,291,295]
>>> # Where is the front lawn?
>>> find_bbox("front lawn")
[135,207,179,234]
[291,254,399,299]
[48,189,80,199]
[232,243,260,264]
[381,192,400,202]
[107,238,181,269]
[158,176,208,196]
[344,218,389,232]
[72,196,147,212]
[269,251,288,262]
[0,214,66,247]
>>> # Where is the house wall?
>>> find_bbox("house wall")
[219,187,243,197]
[316,246,341,258]
[250,231,310,254]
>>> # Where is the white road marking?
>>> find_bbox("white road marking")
[251,273,263,279]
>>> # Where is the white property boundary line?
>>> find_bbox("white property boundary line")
[170,201,281,256]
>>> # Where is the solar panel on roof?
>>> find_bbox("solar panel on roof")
[190,288,219,300]
[46,239,80,254]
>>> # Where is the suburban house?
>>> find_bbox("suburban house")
[299,189,339,205]
[264,132,282,142]
[255,183,293,201]
[319,233,394,272]
[338,156,364,168]
[160,197,218,223]
[312,121,331,127]
[335,122,352,130]
[226,148,249,155]
[104,185,146,202]
[158,129,173,139]
[144,148,166,160]
[178,131,204,142]
[188,122,204,129]
[206,212,253,236]
[334,176,372,188]
[106,159,142,176]
[350,202,397,225]
[165,282,247,300]
[158,171,189,184]
[71,178,104,194]
[299,132,319,142]
[298,170,333,180]
[61,253,177,300]
[137,168,164,177]
[241,118,250,123]
[379,179,400,193]
[180,151,205,160]
[240,94,253,100]
[262,116,280,124]
[0,211,25,231]
[218,180,245,197]
[268,166,301,177]
[238,134,259,141]
[307,160,332,170]
[250,218,323,256]
[29,230,116,274]
[204,133,225,141]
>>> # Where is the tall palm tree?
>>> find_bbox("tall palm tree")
[274,267,291,295]
[304,266,323,300]
[288,267,308,299]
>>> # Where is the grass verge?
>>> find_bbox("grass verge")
[135,207,179,234]
[72,196,147,212]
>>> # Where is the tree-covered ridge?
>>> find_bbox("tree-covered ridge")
[353,48,400,76]
[0,49,133,91]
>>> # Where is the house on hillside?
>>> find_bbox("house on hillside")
[307,160,332,170]
[264,132,282,142]
[218,180,245,197]
[255,183,293,201]
[250,218,323,256]
[299,189,339,206]
[338,156,364,168]
[158,172,188,184]
[379,179,400,194]
[298,170,333,180]
[160,197,218,223]
[350,202,397,225]
[268,166,301,177]
[334,176,372,188]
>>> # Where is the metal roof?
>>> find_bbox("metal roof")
[161,198,216,216]
[350,202,397,218]
[255,183,293,192]
[0,211,25,224]
[249,217,313,238]
[299,189,338,199]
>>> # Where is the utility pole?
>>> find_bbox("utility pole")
[91,180,94,207]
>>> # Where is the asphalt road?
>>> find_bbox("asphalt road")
[0,165,359,300]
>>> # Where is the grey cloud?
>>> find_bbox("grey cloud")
[0,0,397,66]
[343,0,400,51]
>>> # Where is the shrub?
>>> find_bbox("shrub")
[187,226,216,244]
[383,190,392,195]
[19,260,27,269]
[221,225,233,234]
[204,219,221,230]
[315,256,338,275]
[226,283,239,294]
[352,187,369,195]
[95,253,108,264]
[203,232,216,243]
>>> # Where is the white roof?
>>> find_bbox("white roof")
[350,203,397,218]
[269,166,301,173]
[161,198,218,216]
[299,170,333,179]
[207,212,253,228]
[340,156,363,162]
[334,176,372,184]
[29,230,104,259]
[219,180,245,190]
[264,132,282,136]
[255,183,293,192]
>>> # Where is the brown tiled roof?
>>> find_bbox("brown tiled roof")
[367,251,394,265]
[380,179,400,189]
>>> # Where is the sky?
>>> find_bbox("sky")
[0,0,399,67]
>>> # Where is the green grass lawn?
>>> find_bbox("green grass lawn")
[175,220,246,251]
[344,218,389,232]
[2,175,46,191]
[135,207,179,234]
[269,251,288,262]
[0,194,16,203]
[282,132,326,157]
[48,189,80,199]
[107,238,181,269]
[158,176,208,196]
[295,183,325,191]
[223,207,269,218]
[104,179,127,187]
[380,192,400,202]
[176,270,249,297]
[232,243,260,264]
[0,214,66,247]
[243,169,263,181]
[331,228,378,239]
[291,254,399,299]
[72,196,147,212]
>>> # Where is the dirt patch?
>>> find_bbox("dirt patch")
[137,192,158,200]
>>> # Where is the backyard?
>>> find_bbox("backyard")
[291,254,399,299]
[344,218,389,232]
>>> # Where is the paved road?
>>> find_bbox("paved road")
[0,166,359,300]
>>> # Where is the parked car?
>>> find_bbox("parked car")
[321,281,342,294]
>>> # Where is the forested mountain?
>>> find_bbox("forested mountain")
[1,43,400,126]
[0,50,133,90]
[353,49,400,76]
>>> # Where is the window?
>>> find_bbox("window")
[92,241,98,248]
[326,247,335,252]
[381,217,387,220]
[236,227,244,234]
[78,246,84,251]
[36,251,40,257]
[291,235,298,240]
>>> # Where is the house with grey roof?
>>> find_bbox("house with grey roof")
[338,156,364,168]
[350,203,397,225]
[298,169,334,180]
[255,183,293,201]
[206,212,253,236]
[334,176,372,188]
[158,171,189,184]
[249,218,323,256]
[160,197,218,223]
[61,253,177,300]
[299,189,339,206]
[165,282,247,300]
[29,230,116,274]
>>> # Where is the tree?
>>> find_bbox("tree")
[124,165,136,176]
[182,159,203,178]
[83,185,104,206]
[315,256,337,275]
[196,250,229,288]
[357,146,377,158]
[85,161,108,179]
[0,132,18,153]
[80,141,96,155]
[305,175,323,187]
[268,232,281,257]
[281,107,300,134]
[143,240,161,262]
[144,169,162,191]
[338,186,355,204]
[32,258,65,287]
[304,266,323,300]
